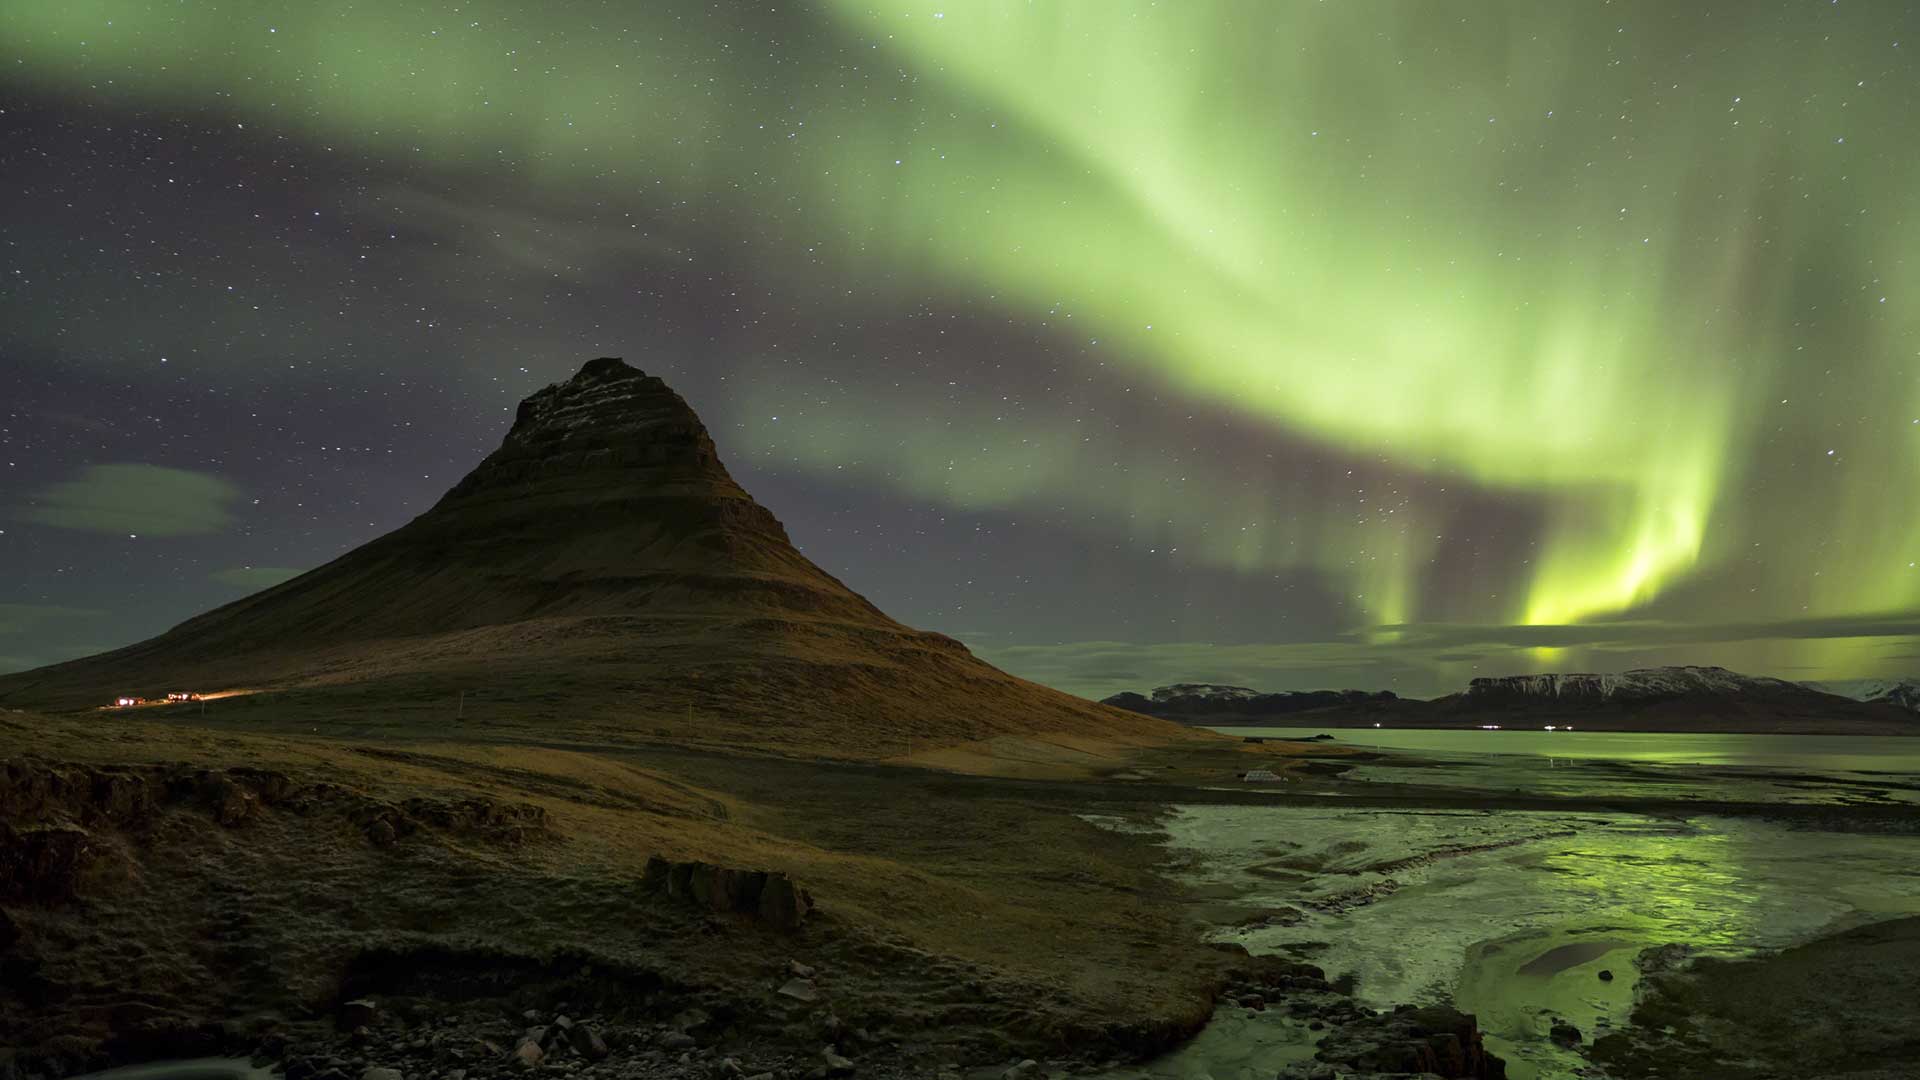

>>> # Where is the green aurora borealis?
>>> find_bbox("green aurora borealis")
[4,1,1919,695]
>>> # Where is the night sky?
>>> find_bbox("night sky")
[4,2,1919,699]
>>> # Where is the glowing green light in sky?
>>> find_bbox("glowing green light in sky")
[6,0,1918,679]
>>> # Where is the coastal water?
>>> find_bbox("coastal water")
[1217,728,1920,806]
[1212,727,1920,774]
[1101,731,1920,1080]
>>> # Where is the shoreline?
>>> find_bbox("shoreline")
[1179,717,1920,736]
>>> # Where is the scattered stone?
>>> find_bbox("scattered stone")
[1597,969,1615,982]
[671,1007,713,1035]
[821,1050,856,1077]
[789,959,818,979]
[509,1040,544,1069]
[1315,1004,1505,1079]
[362,1068,403,1080]
[565,1022,609,1062]
[778,978,822,1004]
[1003,1060,1041,1080]
[338,1000,381,1031]
[660,1032,697,1051]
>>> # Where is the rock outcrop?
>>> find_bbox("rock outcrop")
[1313,1004,1505,1078]
[0,759,551,908]
[642,856,813,929]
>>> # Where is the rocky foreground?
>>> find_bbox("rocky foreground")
[246,963,1503,1080]
[107,956,1508,1080]
[0,711,1514,1080]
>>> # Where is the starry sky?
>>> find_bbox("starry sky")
[4,1,1919,699]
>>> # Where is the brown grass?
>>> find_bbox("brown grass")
[0,705,1303,1069]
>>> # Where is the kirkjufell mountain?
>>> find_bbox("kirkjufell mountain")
[0,358,1177,755]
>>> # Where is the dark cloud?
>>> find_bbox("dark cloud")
[0,603,101,636]
[21,464,240,537]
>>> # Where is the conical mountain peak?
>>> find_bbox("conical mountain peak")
[0,358,1175,756]
[441,357,736,508]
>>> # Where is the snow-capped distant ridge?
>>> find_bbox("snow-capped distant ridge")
[1149,683,1265,704]
[1104,683,1400,720]
[1099,664,1920,733]
[1802,678,1920,713]
[1465,665,1806,704]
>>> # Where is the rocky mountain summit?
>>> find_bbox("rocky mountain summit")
[0,358,1173,756]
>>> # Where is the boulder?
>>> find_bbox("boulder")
[648,857,812,928]
[1549,1019,1581,1047]
[0,823,93,903]
[778,978,822,1004]
[361,1069,403,1080]
[759,873,813,929]
[509,1040,543,1069]
[821,1050,856,1077]
[337,999,380,1031]
[642,855,672,892]
[566,1022,609,1061]
[1315,1004,1505,1079]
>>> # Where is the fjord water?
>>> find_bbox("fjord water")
[1225,727,1920,806]
[1220,727,1920,773]
[1118,729,1920,1079]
